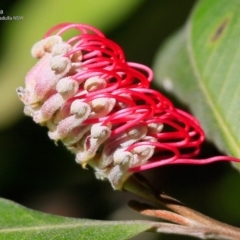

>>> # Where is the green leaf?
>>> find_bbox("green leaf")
[0,198,153,240]
[153,0,240,169]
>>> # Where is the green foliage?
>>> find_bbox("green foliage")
[154,0,240,170]
[0,198,153,240]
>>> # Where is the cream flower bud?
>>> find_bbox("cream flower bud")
[56,77,79,98]
[108,165,131,190]
[76,124,111,165]
[113,150,133,166]
[90,98,116,118]
[44,36,63,52]
[31,36,62,58]
[31,39,46,58]
[51,42,72,56]
[90,123,111,139]
[84,77,107,92]
[33,93,65,123]
[51,101,91,140]
[70,100,90,116]
[50,56,71,74]
[62,125,91,147]
[120,125,148,148]
[132,145,155,165]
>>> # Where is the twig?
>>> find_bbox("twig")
[123,174,240,240]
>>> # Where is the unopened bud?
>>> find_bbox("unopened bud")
[52,42,72,56]
[50,56,71,74]
[84,77,107,92]
[56,77,79,98]
[90,98,116,118]
[121,125,148,148]
[33,93,65,123]
[91,124,111,139]
[31,36,62,58]
[113,150,133,166]
[132,145,155,164]
[44,36,62,52]
[70,100,91,117]
[108,165,131,190]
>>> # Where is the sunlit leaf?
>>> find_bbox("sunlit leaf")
[153,0,240,170]
[0,198,153,240]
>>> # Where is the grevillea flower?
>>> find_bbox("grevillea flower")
[17,23,240,189]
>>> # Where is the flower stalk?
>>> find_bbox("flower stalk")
[124,174,240,240]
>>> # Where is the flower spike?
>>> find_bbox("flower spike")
[17,23,240,189]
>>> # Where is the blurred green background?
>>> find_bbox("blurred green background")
[0,1,239,239]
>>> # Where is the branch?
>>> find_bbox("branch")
[123,174,240,240]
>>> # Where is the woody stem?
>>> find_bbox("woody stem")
[123,173,240,240]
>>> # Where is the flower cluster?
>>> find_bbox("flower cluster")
[17,23,239,189]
